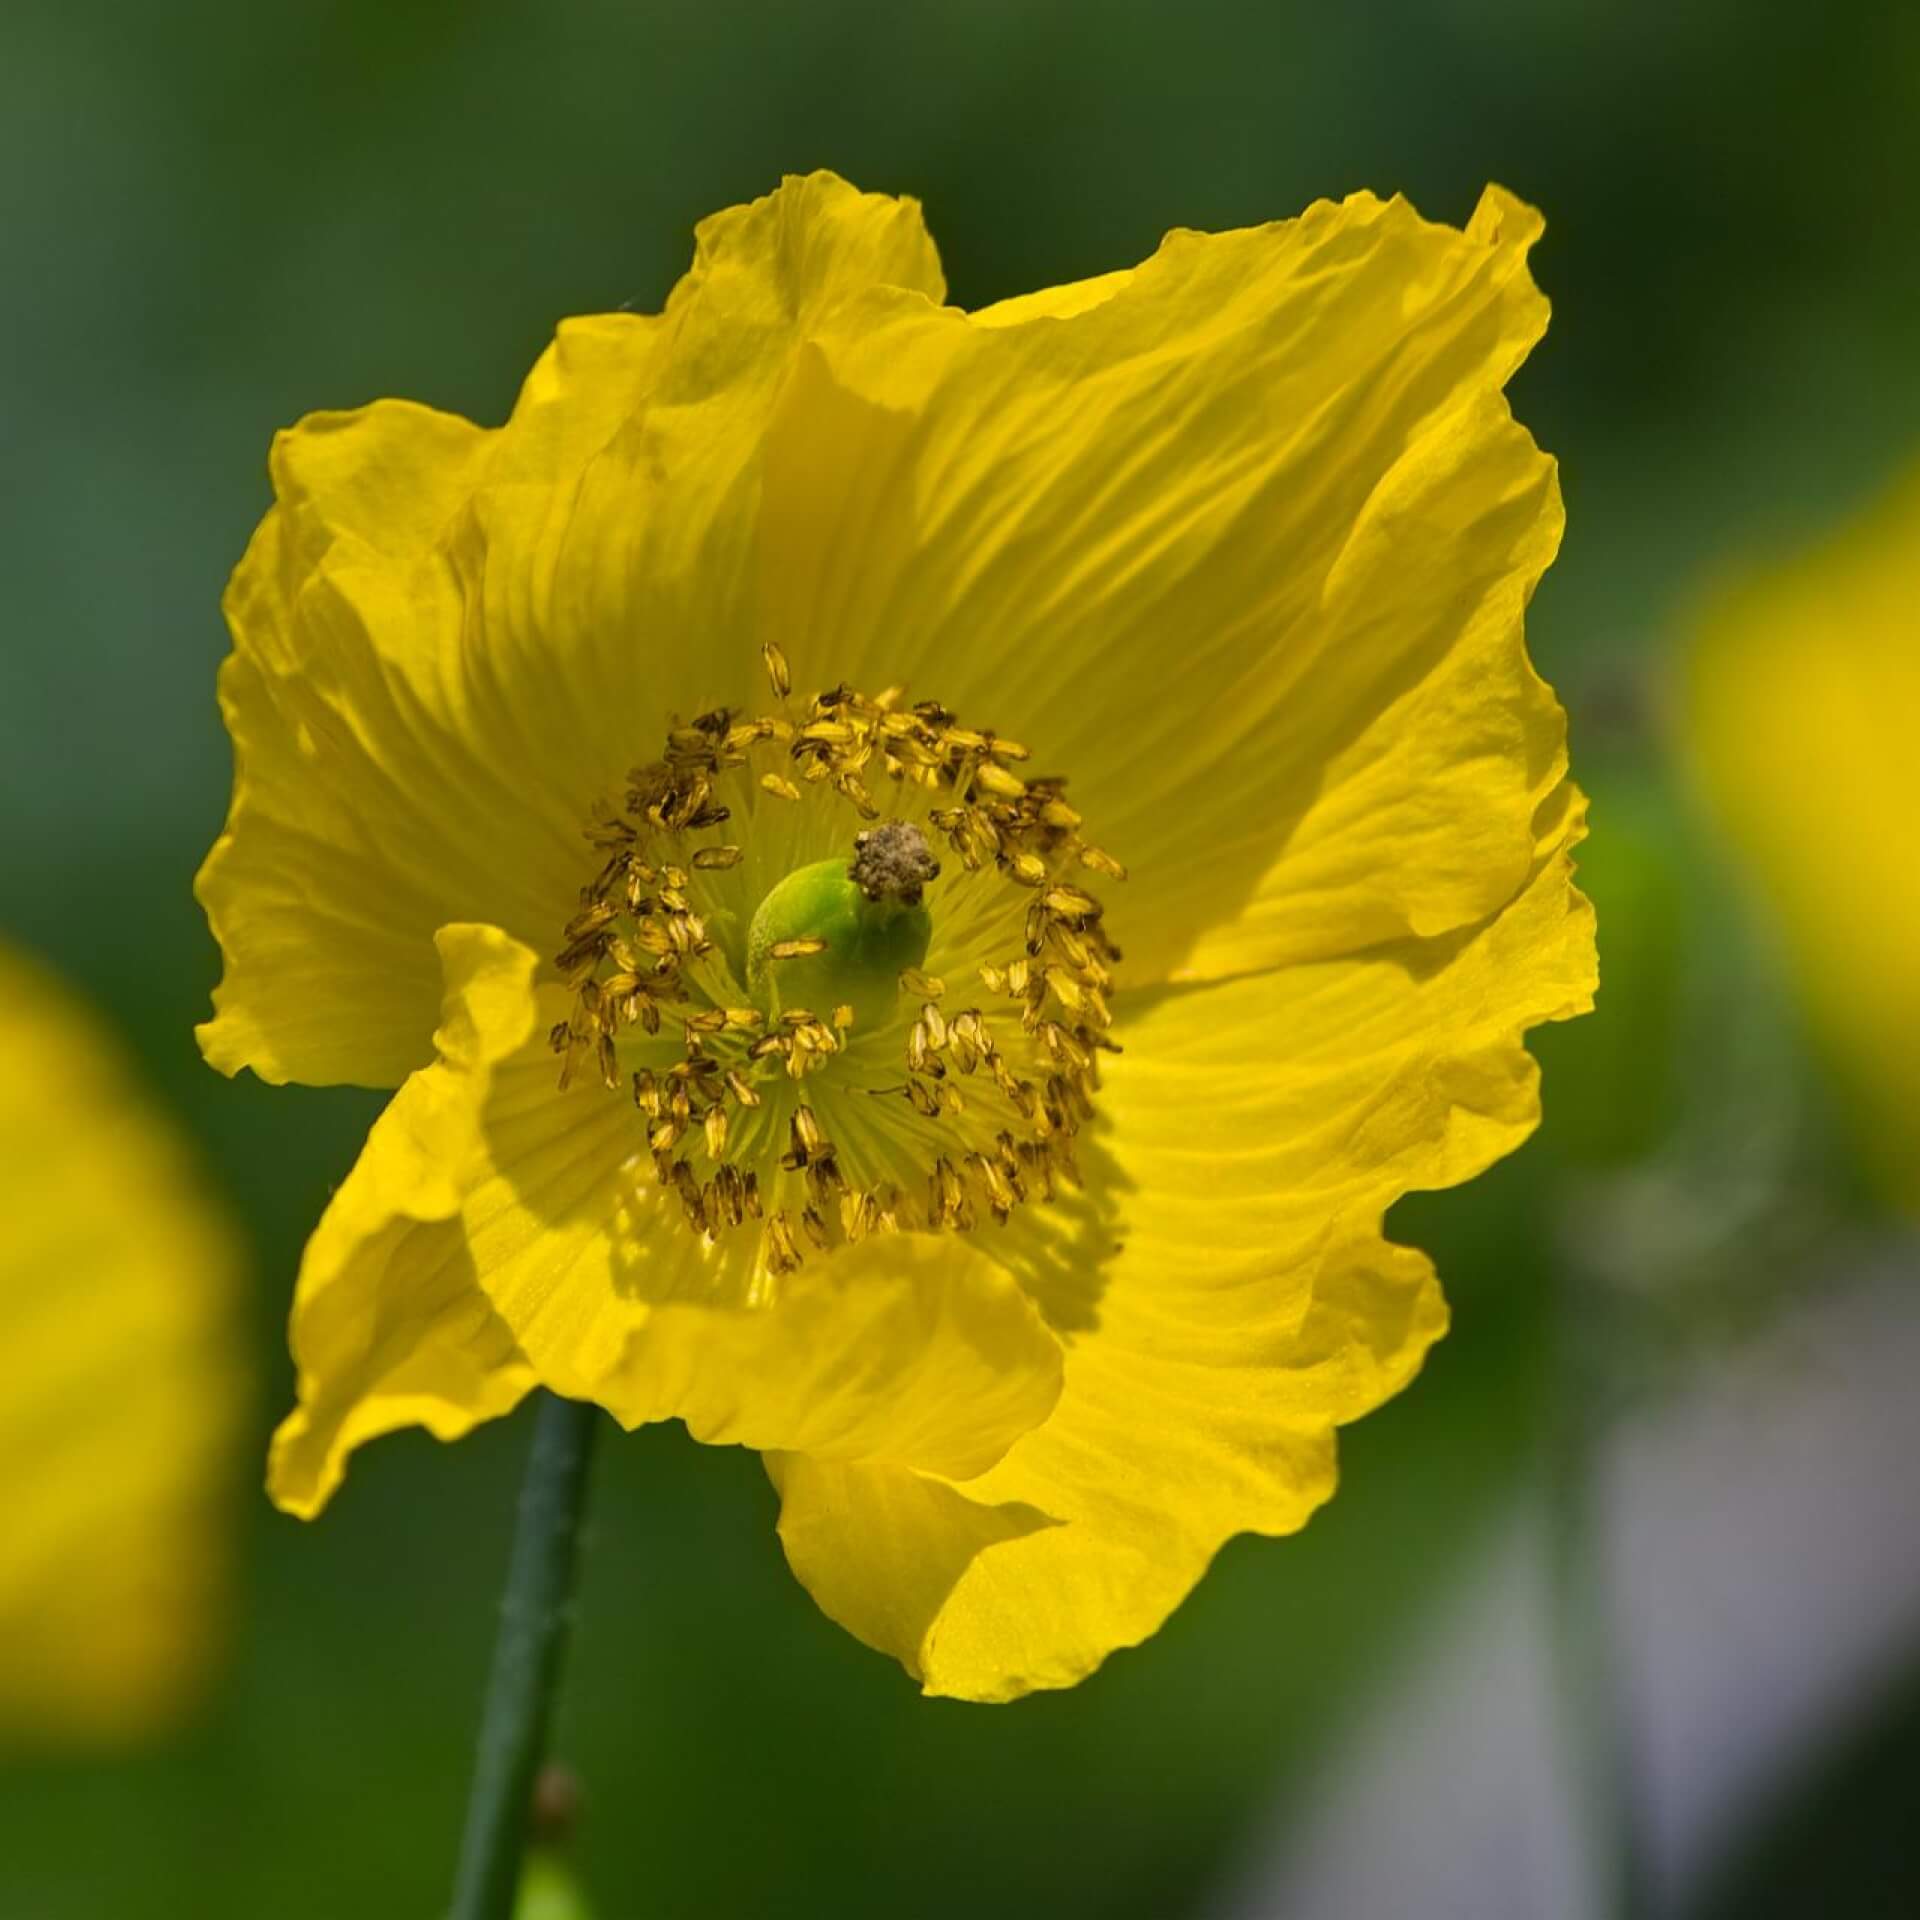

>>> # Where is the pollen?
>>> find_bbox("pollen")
[552,670,1123,1294]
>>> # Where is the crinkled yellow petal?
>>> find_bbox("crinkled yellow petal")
[271,923,1061,1516]
[600,1230,1063,1483]
[754,186,1561,985]
[0,943,243,1741]
[517,173,948,738]
[196,397,599,1089]
[1687,461,1920,1206]
[772,785,1594,1699]
[267,924,545,1517]
[667,168,945,352]
[201,172,944,1089]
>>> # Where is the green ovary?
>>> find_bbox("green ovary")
[745,859,932,1036]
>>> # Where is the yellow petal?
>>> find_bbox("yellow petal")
[604,1232,1062,1480]
[1687,460,1920,1205]
[267,923,546,1517]
[972,269,1133,327]
[522,172,949,734]
[196,402,593,1089]
[772,787,1593,1699]
[754,186,1561,984]
[0,943,244,1741]
[767,1458,1059,1677]
[668,169,945,354]
[500,312,672,476]
[201,174,945,1089]
[272,923,1061,1514]
[467,173,948,783]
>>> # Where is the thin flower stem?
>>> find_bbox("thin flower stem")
[449,1391,601,1920]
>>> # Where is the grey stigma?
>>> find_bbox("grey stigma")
[848,820,942,907]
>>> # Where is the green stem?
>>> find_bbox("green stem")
[449,1391,601,1920]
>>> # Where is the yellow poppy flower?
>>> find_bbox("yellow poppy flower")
[197,172,1594,1700]
[1688,462,1920,1206]
[0,942,242,1741]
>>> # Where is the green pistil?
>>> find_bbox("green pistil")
[746,856,933,1035]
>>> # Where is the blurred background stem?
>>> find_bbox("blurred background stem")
[450,1393,601,1920]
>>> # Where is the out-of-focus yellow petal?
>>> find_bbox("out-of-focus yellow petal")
[773,789,1593,1698]
[754,187,1560,985]
[0,943,243,1742]
[201,173,944,1090]
[271,923,1061,1515]
[1687,462,1920,1205]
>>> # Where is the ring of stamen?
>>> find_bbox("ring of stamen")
[552,642,1125,1293]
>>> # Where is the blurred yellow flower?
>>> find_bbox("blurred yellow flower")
[197,173,1593,1699]
[0,942,242,1742]
[1689,462,1920,1206]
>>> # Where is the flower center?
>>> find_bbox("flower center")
[551,643,1125,1294]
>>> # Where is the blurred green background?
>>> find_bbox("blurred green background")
[3,2,1918,1915]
